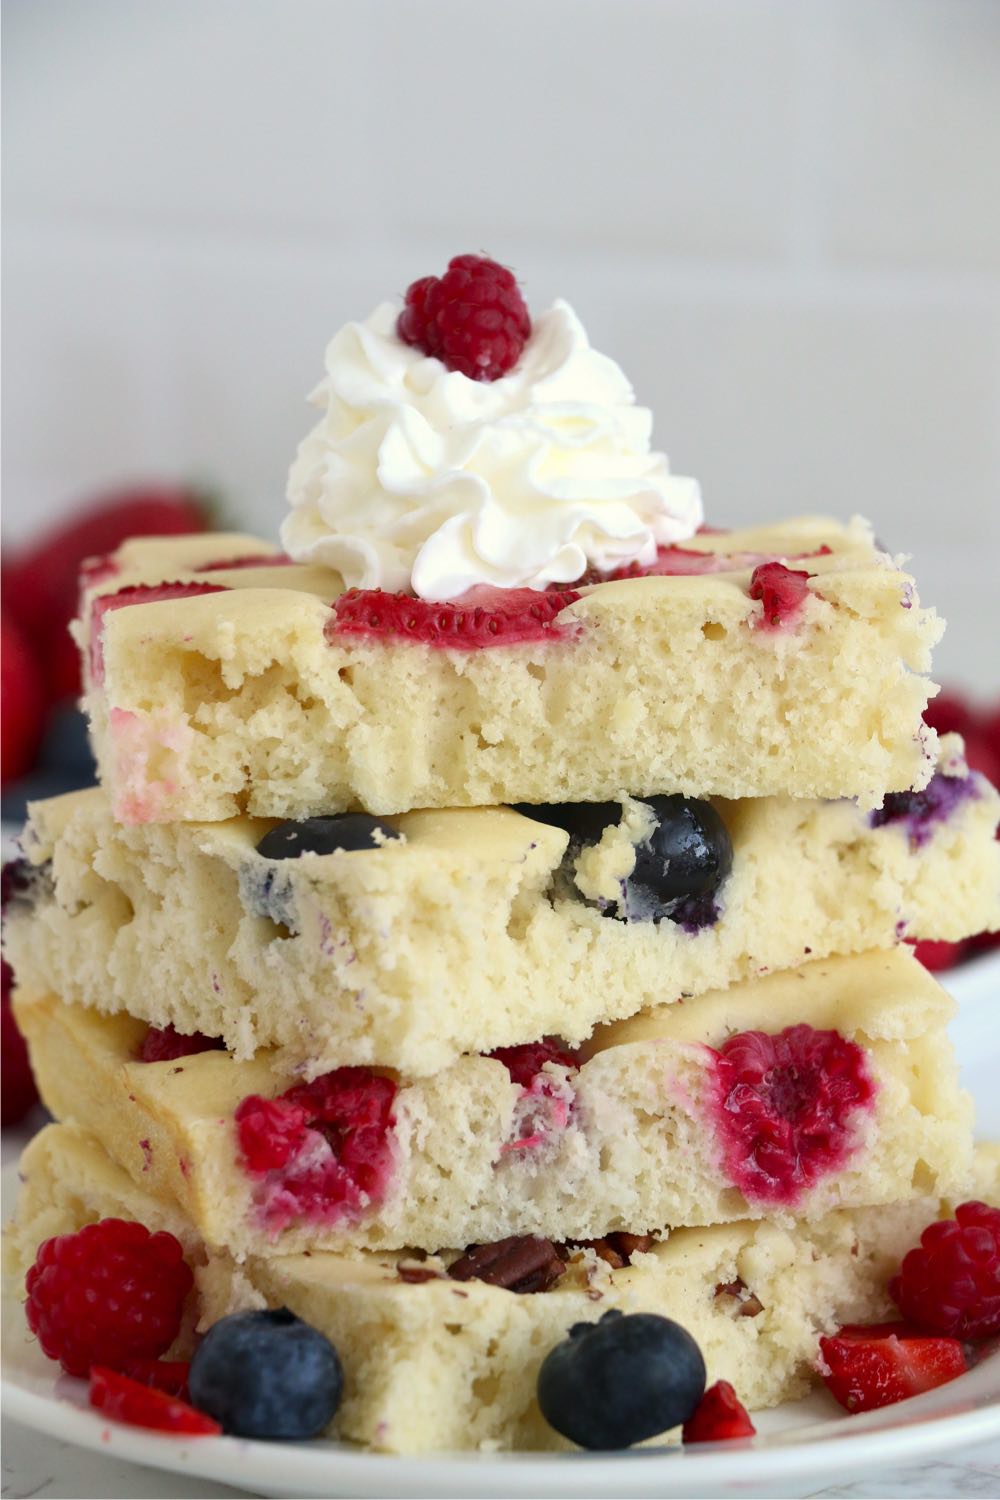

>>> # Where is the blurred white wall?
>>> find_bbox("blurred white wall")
[3,0,999,685]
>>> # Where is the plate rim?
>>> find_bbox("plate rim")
[4,1352,1000,1499]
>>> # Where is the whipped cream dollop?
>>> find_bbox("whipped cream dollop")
[282,298,702,600]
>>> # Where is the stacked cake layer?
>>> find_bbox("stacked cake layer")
[5,261,998,1453]
[8,1123,996,1454]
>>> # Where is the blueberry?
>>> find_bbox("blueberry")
[189,1307,343,1440]
[629,795,732,905]
[256,813,401,859]
[513,801,622,845]
[517,796,732,925]
[537,1309,706,1449]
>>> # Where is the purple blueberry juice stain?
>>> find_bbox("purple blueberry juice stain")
[870,768,979,848]
[239,862,299,931]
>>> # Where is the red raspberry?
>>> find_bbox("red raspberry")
[25,1218,193,1377]
[748,562,812,630]
[139,1024,225,1063]
[329,585,580,649]
[90,1366,220,1435]
[819,1324,967,1412]
[397,254,531,380]
[682,1380,756,1443]
[890,1201,1000,1341]
[712,1024,877,1206]
[236,1067,397,1228]
[908,938,968,973]
[486,1038,579,1089]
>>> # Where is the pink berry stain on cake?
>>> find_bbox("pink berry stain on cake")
[487,1039,579,1152]
[328,585,582,649]
[710,1024,877,1205]
[869,766,982,849]
[235,1067,398,1234]
[89,581,228,683]
[108,708,195,825]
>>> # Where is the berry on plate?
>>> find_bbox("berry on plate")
[890,1201,1000,1341]
[819,1323,967,1413]
[397,254,531,380]
[188,1308,343,1439]
[90,1366,220,1435]
[25,1218,193,1376]
[682,1380,756,1443]
[536,1309,706,1449]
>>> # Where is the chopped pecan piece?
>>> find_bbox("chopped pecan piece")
[448,1235,565,1293]
[567,1232,656,1269]
[397,1258,441,1284]
[714,1277,764,1317]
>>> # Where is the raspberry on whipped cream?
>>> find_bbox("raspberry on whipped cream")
[281,295,702,599]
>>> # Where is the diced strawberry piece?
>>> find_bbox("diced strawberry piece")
[683,1380,756,1443]
[328,586,580,649]
[747,562,812,630]
[117,1358,191,1399]
[819,1326,967,1413]
[89,1366,220,1434]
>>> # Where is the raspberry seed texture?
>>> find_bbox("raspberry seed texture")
[712,1024,877,1205]
[397,254,531,380]
[25,1217,193,1377]
[890,1200,1000,1341]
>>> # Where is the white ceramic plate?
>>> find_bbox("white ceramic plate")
[2,1315,998,1499]
[4,951,999,1498]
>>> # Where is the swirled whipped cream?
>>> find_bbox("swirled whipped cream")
[282,298,702,600]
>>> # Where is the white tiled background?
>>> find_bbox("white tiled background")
[4,0,999,686]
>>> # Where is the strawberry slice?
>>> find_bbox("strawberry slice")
[116,1358,192,1400]
[819,1324,967,1413]
[88,582,227,683]
[328,586,580,649]
[89,1365,221,1434]
[683,1380,756,1443]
